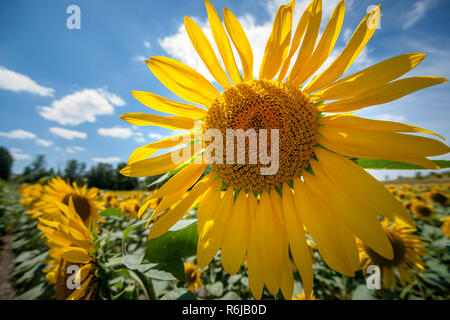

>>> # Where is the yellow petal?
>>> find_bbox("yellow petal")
[223,8,253,81]
[293,177,356,276]
[119,113,195,130]
[146,56,219,105]
[120,149,188,177]
[197,179,222,232]
[148,163,208,219]
[312,53,426,101]
[131,91,207,119]
[281,183,313,298]
[314,147,414,226]
[221,191,251,274]
[319,76,448,113]
[128,132,195,165]
[318,126,450,169]
[246,194,264,299]
[277,2,313,81]
[288,0,322,83]
[259,1,294,80]
[310,160,394,260]
[197,188,234,268]
[61,247,90,264]
[293,0,345,85]
[319,114,445,140]
[304,5,381,93]
[148,174,214,239]
[205,0,242,84]
[184,16,232,89]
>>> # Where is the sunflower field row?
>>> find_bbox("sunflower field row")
[0,176,448,300]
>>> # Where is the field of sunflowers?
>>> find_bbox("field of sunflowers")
[0,176,448,300]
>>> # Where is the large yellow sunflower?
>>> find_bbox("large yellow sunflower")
[36,177,104,231]
[120,0,449,299]
[357,219,427,290]
[38,198,99,300]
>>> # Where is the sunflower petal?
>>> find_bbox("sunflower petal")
[311,53,426,101]
[131,91,207,119]
[184,16,232,89]
[318,126,450,169]
[304,5,381,93]
[288,0,322,83]
[119,113,195,130]
[61,247,90,264]
[146,56,219,105]
[260,1,294,80]
[320,114,445,140]
[223,8,253,81]
[318,76,448,113]
[205,0,242,84]
[293,0,345,85]
[148,174,214,239]
[277,2,313,81]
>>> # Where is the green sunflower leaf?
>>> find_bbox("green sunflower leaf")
[353,159,450,170]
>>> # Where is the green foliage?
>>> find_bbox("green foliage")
[19,154,53,183]
[354,158,450,170]
[0,146,13,181]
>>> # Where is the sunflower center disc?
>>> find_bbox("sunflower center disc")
[62,193,91,221]
[204,80,318,191]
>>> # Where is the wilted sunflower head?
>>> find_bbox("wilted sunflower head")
[358,219,427,289]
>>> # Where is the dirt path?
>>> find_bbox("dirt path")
[0,235,16,300]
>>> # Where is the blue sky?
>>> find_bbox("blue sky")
[0,0,449,180]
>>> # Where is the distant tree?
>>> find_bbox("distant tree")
[0,147,13,181]
[114,162,138,190]
[21,154,52,183]
[144,173,166,191]
[63,159,86,184]
[86,162,115,189]
[415,172,423,179]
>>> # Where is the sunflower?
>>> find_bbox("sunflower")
[38,198,99,300]
[440,216,450,238]
[358,219,427,290]
[428,191,448,206]
[292,291,317,300]
[410,200,435,220]
[184,262,204,291]
[36,177,104,231]
[120,0,448,299]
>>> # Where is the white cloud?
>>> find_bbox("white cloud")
[0,66,54,97]
[134,132,145,143]
[402,0,437,30]
[37,89,125,126]
[92,157,121,163]
[9,148,31,160]
[50,127,87,140]
[98,127,133,139]
[148,133,166,140]
[66,146,86,154]
[373,114,407,122]
[0,129,36,139]
[35,138,53,147]
[144,41,151,49]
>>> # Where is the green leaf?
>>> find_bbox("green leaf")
[143,221,198,263]
[206,282,224,297]
[354,159,450,170]
[160,288,197,300]
[351,285,378,300]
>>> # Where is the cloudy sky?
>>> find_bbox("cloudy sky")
[0,0,449,180]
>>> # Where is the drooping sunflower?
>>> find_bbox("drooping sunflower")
[357,219,427,290]
[184,262,204,292]
[38,198,99,300]
[36,177,104,231]
[120,0,449,299]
